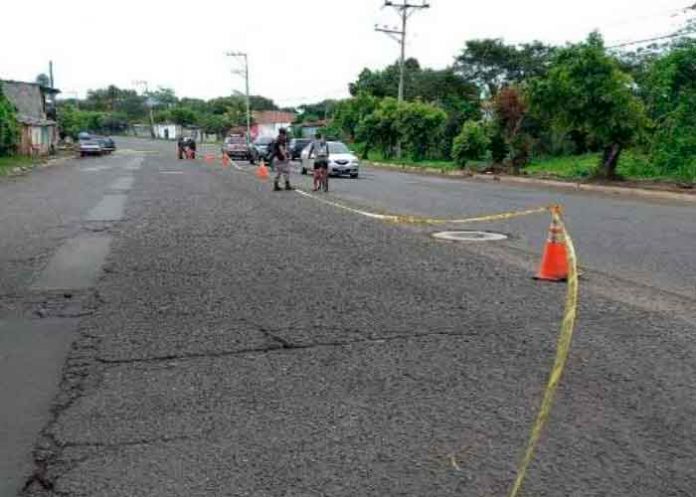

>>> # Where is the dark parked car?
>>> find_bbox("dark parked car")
[289,138,311,160]
[222,134,255,161]
[252,136,275,162]
[93,135,116,154]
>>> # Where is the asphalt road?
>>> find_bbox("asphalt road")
[2,137,695,497]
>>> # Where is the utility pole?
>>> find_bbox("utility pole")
[226,52,252,147]
[133,80,156,139]
[375,1,430,157]
[49,61,54,88]
[375,1,430,103]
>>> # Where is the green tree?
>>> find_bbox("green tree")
[148,87,178,108]
[455,39,555,96]
[169,107,199,126]
[0,87,19,156]
[36,73,50,87]
[529,33,647,178]
[356,97,400,159]
[249,95,278,111]
[644,42,696,184]
[452,121,490,168]
[333,93,379,141]
[396,100,447,160]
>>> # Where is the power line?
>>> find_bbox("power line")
[375,1,430,103]
[375,1,430,158]
[607,2,696,48]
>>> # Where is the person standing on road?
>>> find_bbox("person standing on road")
[307,132,330,192]
[272,128,293,191]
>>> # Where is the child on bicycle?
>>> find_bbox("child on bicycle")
[307,132,330,192]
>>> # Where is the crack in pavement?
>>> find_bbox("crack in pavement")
[94,328,477,366]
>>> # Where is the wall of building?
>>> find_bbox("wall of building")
[17,124,57,156]
[154,124,180,140]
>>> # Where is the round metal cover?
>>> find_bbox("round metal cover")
[432,231,508,242]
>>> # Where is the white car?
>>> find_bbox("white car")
[300,141,360,178]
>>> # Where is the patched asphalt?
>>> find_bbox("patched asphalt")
[5,139,695,496]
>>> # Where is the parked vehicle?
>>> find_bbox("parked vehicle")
[289,138,311,160]
[78,133,103,157]
[300,141,360,178]
[93,135,116,154]
[222,134,255,162]
[252,136,275,162]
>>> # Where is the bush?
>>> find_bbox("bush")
[397,100,447,161]
[0,88,19,156]
[452,121,489,168]
[488,126,508,164]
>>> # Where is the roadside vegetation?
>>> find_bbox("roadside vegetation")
[11,27,692,188]
[322,33,696,187]
[0,155,33,176]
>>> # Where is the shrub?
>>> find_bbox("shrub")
[452,121,490,168]
[0,88,19,156]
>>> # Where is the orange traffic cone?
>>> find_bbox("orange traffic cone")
[221,154,230,167]
[534,210,569,282]
[257,160,270,181]
[204,153,215,165]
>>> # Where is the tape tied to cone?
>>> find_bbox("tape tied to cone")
[292,191,580,497]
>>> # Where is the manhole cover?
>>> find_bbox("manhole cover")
[432,231,508,242]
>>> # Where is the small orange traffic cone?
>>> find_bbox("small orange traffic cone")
[221,154,230,167]
[534,210,569,282]
[204,153,215,165]
[257,160,270,181]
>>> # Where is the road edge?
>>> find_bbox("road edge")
[365,161,696,203]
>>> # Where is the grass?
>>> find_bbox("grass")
[361,146,691,184]
[365,150,486,172]
[0,155,34,176]
[526,151,685,183]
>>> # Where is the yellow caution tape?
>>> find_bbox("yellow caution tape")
[294,191,581,496]
[507,208,579,497]
[294,190,552,225]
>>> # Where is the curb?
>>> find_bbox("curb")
[365,161,696,203]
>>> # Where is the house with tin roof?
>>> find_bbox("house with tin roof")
[1,80,60,156]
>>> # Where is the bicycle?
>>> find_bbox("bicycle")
[313,160,329,192]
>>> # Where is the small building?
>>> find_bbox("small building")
[154,123,180,140]
[132,124,205,142]
[251,111,296,139]
[1,80,60,156]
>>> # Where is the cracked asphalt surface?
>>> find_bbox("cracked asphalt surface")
[2,138,695,496]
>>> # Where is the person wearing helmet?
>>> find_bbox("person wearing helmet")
[272,128,293,191]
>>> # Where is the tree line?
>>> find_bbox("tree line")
[325,33,696,184]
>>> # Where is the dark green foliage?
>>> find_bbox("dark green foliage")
[529,33,647,178]
[452,121,489,168]
[454,39,556,96]
[0,87,19,156]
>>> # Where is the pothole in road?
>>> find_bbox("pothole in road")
[432,231,509,242]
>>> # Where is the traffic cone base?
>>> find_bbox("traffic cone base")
[534,242,568,282]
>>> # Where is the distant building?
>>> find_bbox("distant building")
[132,123,204,142]
[251,111,296,139]
[1,80,60,156]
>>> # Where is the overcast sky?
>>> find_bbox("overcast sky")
[1,0,692,107]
